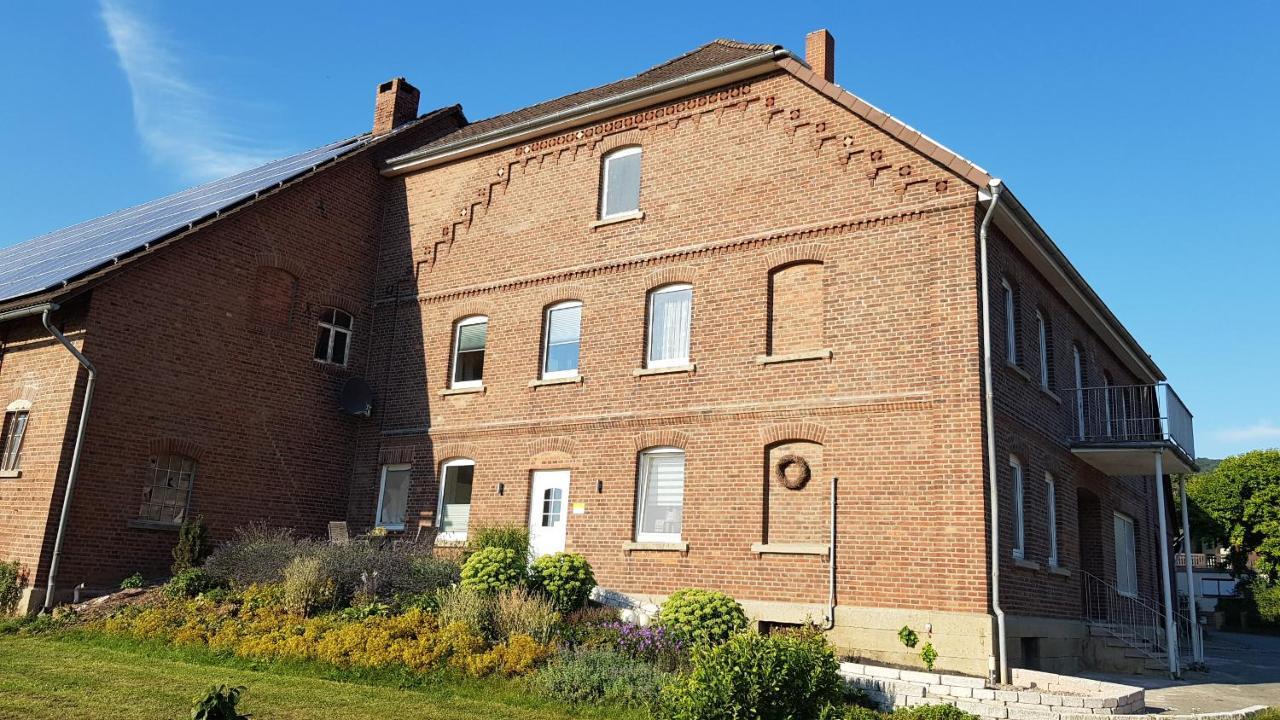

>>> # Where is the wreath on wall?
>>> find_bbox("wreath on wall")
[773,454,811,491]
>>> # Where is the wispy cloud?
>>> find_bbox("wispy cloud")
[1213,422,1280,444]
[100,1,278,183]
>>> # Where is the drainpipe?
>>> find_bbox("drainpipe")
[40,307,96,612]
[822,476,838,630]
[978,179,1008,684]
[1153,451,1180,677]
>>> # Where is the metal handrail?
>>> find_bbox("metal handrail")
[1067,382,1195,459]
[1082,570,1192,663]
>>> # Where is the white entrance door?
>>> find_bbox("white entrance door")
[529,470,570,558]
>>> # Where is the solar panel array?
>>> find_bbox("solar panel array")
[0,133,373,306]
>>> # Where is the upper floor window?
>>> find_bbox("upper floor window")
[768,261,824,355]
[437,458,475,542]
[1102,370,1115,437]
[0,402,30,472]
[646,284,692,368]
[600,146,642,220]
[1010,455,1025,559]
[1036,310,1053,390]
[139,453,196,524]
[451,316,488,388]
[1073,343,1087,438]
[314,308,353,366]
[636,447,684,543]
[1045,472,1059,567]
[1001,279,1019,366]
[542,301,582,379]
[376,464,411,531]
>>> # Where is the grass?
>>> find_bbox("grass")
[0,631,648,720]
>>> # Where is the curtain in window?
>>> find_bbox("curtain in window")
[1011,460,1025,555]
[378,466,411,528]
[638,452,684,538]
[1114,513,1138,595]
[454,320,488,383]
[544,305,581,374]
[648,288,691,364]
[603,150,641,217]
[440,464,474,533]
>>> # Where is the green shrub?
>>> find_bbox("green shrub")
[163,568,220,599]
[282,555,334,616]
[494,587,561,643]
[1252,580,1280,625]
[190,684,250,720]
[0,560,26,615]
[658,588,747,647]
[203,523,313,589]
[172,515,212,574]
[897,705,979,720]
[436,585,495,636]
[461,547,526,594]
[920,642,938,671]
[533,648,671,707]
[529,552,596,612]
[845,706,888,720]
[468,525,530,558]
[119,572,145,590]
[898,625,919,648]
[659,628,843,720]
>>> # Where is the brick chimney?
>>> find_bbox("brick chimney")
[805,29,836,83]
[373,77,420,135]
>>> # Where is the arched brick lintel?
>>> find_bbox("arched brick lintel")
[633,429,690,452]
[759,422,828,447]
[435,441,478,462]
[764,243,829,270]
[147,437,207,461]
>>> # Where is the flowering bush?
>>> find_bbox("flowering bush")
[528,552,595,612]
[597,621,686,671]
[460,547,525,594]
[533,648,672,707]
[658,588,747,647]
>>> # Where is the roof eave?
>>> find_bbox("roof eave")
[381,48,796,176]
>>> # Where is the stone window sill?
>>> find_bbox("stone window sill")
[755,349,832,365]
[1013,557,1042,571]
[441,385,485,396]
[591,209,644,229]
[751,542,829,556]
[128,519,181,531]
[633,363,695,377]
[529,375,584,388]
[1040,387,1062,404]
[1005,362,1032,383]
[1048,564,1071,577]
[0,469,21,479]
[623,541,689,553]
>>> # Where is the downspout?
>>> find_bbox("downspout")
[978,179,1008,684]
[40,307,96,611]
[822,476,839,630]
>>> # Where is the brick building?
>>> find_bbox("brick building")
[0,31,1198,678]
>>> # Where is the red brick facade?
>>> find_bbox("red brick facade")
[0,39,1179,674]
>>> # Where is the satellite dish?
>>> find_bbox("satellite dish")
[339,377,374,417]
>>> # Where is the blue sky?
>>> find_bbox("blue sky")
[1,2,1276,458]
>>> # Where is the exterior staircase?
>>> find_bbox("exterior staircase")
[1081,570,1196,675]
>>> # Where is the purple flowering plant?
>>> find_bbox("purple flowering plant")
[603,621,687,671]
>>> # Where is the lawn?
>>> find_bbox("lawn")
[0,632,645,720]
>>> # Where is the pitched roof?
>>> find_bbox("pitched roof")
[387,40,779,164]
[0,106,459,308]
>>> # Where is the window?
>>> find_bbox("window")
[1102,371,1115,437]
[1114,512,1138,596]
[768,262,824,355]
[1045,472,1058,567]
[376,464,411,530]
[451,316,488,388]
[1002,279,1019,366]
[1036,310,1052,390]
[437,458,475,542]
[314,308,353,365]
[540,487,564,527]
[542,301,582,379]
[600,146,642,219]
[0,406,29,472]
[1073,343,1087,438]
[1010,455,1025,559]
[646,284,692,368]
[139,454,196,524]
[636,447,684,543]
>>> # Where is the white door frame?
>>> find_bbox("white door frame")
[528,469,570,558]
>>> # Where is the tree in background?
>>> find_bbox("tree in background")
[1185,449,1280,581]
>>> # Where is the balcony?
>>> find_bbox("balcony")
[1067,383,1197,475]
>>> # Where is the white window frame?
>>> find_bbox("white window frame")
[635,447,685,543]
[436,457,476,542]
[541,300,582,380]
[0,400,31,472]
[1010,455,1025,559]
[1102,371,1114,438]
[315,308,353,366]
[1002,279,1018,366]
[1036,310,1050,390]
[1073,343,1086,438]
[375,463,412,531]
[599,145,642,220]
[1114,511,1138,597]
[1045,472,1059,568]
[645,283,692,369]
[451,315,488,389]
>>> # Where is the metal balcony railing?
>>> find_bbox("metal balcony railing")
[1174,552,1231,571]
[1067,382,1195,460]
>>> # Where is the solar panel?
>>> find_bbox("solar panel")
[0,133,372,305]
